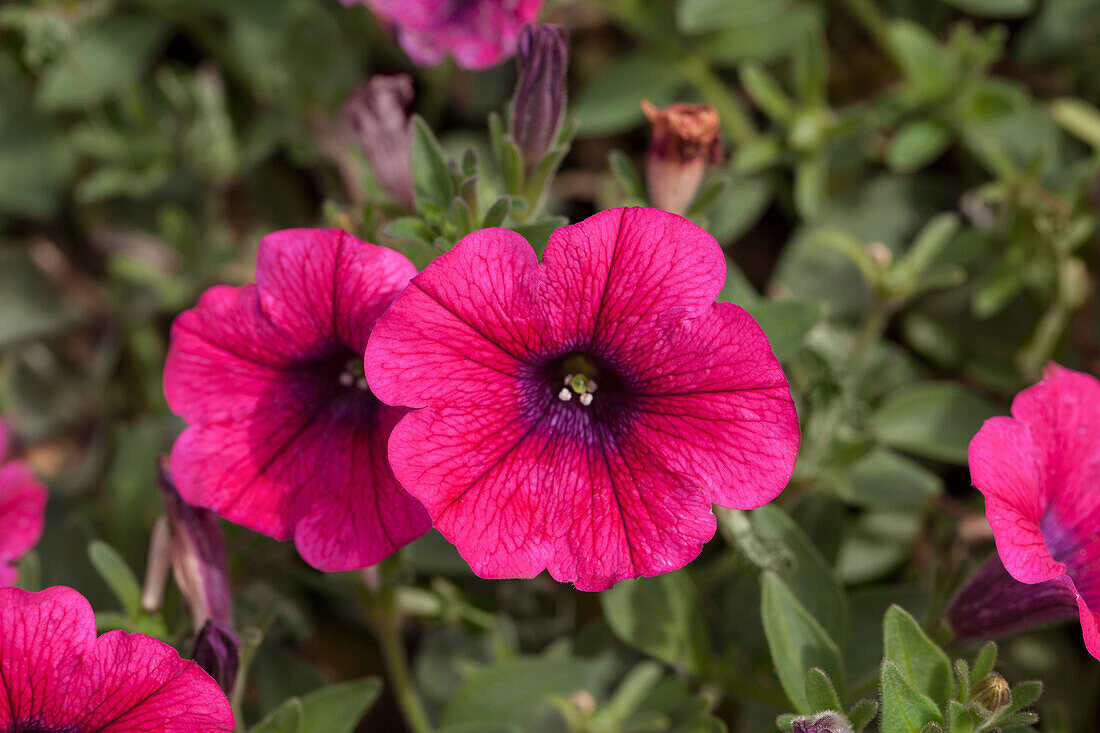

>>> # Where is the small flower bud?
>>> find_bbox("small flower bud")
[511,24,568,169]
[790,711,854,733]
[641,100,723,216]
[157,458,232,629]
[193,618,240,695]
[342,74,417,210]
[972,673,1011,713]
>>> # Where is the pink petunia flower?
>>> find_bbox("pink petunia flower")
[0,585,233,731]
[0,420,46,587]
[164,229,431,571]
[968,364,1100,659]
[365,207,800,591]
[354,0,543,70]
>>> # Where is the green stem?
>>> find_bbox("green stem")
[677,57,757,145]
[366,587,434,733]
[852,297,890,360]
[836,0,893,56]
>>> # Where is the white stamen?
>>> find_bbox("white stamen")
[563,373,574,386]
[356,377,369,391]
[587,379,598,392]
[558,388,573,402]
[579,392,593,406]
[339,372,354,386]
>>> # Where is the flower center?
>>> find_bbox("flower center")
[553,354,601,407]
[289,347,382,429]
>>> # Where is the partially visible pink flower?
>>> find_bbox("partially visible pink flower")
[969,364,1100,659]
[0,419,46,587]
[365,207,800,591]
[164,229,431,571]
[0,585,234,731]
[358,0,543,70]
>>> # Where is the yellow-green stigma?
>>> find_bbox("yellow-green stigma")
[570,374,589,394]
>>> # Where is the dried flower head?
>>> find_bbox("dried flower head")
[641,100,723,215]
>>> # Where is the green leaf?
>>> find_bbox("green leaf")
[0,62,72,217]
[37,15,171,111]
[441,656,609,727]
[573,52,683,135]
[947,700,975,733]
[384,217,436,245]
[88,541,142,619]
[751,505,848,644]
[804,667,843,711]
[848,699,879,731]
[0,247,75,348]
[707,174,773,242]
[481,197,511,228]
[940,0,1035,18]
[608,149,647,203]
[695,5,821,65]
[601,572,711,675]
[298,678,381,733]
[1009,680,1042,711]
[676,0,784,34]
[740,61,793,122]
[899,213,960,281]
[1049,97,1100,149]
[880,660,943,733]
[886,20,953,98]
[883,606,953,707]
[251,697,304,733]
[744,300,825,362]
[829,447,942,509]
[873,382,999,464]
[887,121,953,173]
[437,725,522,733]
[794,155,826,221]
[410,116,455,209]
[760,571,845,714]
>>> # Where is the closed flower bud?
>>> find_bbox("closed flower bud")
[945,555,1078,645]
[510,24,568,169]
[973,673,1011,713]
[342,74,417,210]
[641,100,723,216]
[791,711,854,733]
[157,458,232,629]
[193,618,240,695]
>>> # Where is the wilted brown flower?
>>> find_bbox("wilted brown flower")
[641,100,723,216]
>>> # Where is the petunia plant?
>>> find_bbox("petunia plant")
[2,0,1100,732]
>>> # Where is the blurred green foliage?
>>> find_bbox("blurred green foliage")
[2,0,1100,731]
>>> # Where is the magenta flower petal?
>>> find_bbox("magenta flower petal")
[364,0,542,70]
[969,364,1100,659]
[165,229,431,571]
[366,207,800,590]
[0,421,46,587]
[0,586,233,731]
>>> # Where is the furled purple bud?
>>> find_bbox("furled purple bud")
[157,458,232,629]
[511,23,568,169]
[193,618,240,695]
[945,554,1078,644]
[642,100,723,216]
[790,711,853,733]
[342,74,417,210]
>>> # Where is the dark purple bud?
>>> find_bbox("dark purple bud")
[157,458,232,628]
[193,618,240,695]
[642,100,723,216]
[511,24,568,169]
[945,554,1078,644]
[342,74,417,210]
[790,712,853,733]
